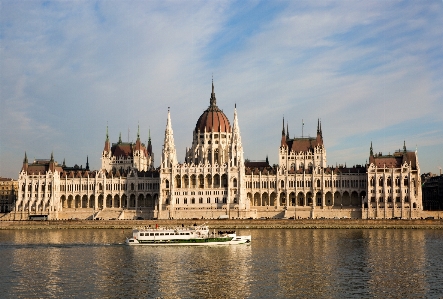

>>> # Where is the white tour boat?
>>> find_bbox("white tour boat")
[125,223,251,246]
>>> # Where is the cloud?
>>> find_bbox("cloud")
[0,0,442,178]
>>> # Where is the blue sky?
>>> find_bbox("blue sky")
[1,0,442,179]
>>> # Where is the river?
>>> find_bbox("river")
[1,228,442,298]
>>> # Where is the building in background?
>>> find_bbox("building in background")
[422,172,443,211]
[0,177,18,213]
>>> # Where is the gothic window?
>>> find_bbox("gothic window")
[379,177,383,187]
[214,149,219,164]
[191,198,195,204]
[175,175,181,188]
[387,177,392,187]
[404,178,409,187]
[316,179,320,188]
[165,180,169,189]
[198,175,204,188]
[184,198,187,204]
[233,178,237,188]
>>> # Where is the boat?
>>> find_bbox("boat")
[125,223,251,246]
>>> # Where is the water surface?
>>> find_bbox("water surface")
[1,229,442,298]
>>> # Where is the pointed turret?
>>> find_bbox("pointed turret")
[22,152,28,172]
[230,104,244,167]
[162,107,178,168]
[282,117,285,136]
[147,128,152,155]
[49,151,56,172]
[86,156,90,171]
[403,140,407,153]
[135,124,142,151]
[118,132,122,144]
[104,126,111,152]
[315,119,323,145]
[370,141,374,156]
[210,78,217,107]
[286,123,289,139]
[281,116,287,147]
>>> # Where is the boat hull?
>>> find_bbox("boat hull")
[125,235,251,246]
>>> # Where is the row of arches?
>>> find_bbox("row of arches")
[60,193,158,209]
[167,174,237,189]
[248,191,366,207]
[16,198,51,212]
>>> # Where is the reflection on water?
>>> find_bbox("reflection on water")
[1,229,443,298]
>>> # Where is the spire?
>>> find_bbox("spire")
[118,132,122,144]
[210,79,217,107]
[86,156,89,171]
[22,151,29,172]
[281,116,287,147]
[230,104,244,167]
[137,123,140,139]
[370,141,373,156]
[403,140,407,152]
[147,128,152,155]
[50,151,54,162]
[282,116,285,136]
[162,107,177,167]
[104,126,111,152]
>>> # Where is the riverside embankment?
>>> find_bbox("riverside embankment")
[1,219,443,230]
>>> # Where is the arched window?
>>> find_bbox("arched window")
[280,180,284,188]
[316,179,320,188]
[233,178,237,188]
[165,180,169,189]
[379,177,383,187]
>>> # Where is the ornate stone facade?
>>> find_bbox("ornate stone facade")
[9,83,422,220]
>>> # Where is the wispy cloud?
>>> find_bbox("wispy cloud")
[1,0,442,178]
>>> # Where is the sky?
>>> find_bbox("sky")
[1,0,442,179]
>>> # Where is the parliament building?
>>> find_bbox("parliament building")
[11,83,423,220]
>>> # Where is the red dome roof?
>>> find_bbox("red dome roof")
[195,83,231,133]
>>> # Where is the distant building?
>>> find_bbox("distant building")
[422,172,443,210]
[9,82,423,220]
[0,177,17,213]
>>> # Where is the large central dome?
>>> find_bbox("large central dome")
[194,82,231,133]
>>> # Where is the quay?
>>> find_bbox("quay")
[1,219,443,230]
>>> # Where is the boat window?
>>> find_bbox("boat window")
[165,233,169,235]
[160,233,164,236]
[150,233,154,236]
[140,233,144,236]
[155,233,159,236]
[186,233,190,235]
[175,232,179,235]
